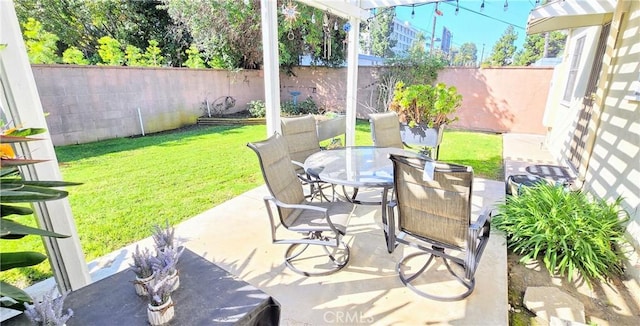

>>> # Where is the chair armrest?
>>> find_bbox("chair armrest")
[470,207,492,234]
[291,159,305,169]
[266,197,343,236]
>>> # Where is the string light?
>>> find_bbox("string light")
[411,4,415,19]
[504,0,509,11]
[480,0,485,12]
[455,0,459,15]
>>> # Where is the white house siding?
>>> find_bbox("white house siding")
[544,0,640,249]
[583,0,640,249]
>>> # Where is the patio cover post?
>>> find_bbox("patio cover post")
[0,2,90,292]
[260,0,281,136]
[345,15,360,147]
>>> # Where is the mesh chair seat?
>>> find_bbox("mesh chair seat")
[387,154,491,300]
[286,201,353,235]
[248,133,354,276]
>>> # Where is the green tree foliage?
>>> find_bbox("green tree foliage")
[125,44,145,67]
[62,46,89,65]
[163,0,347,71]
[143,40,165,67]
[183,44,206,69]
[21,18,59,64]
[453,42,477,67]
[365,8,396,58]
[162,0,262,70]
[513,31,567,66]
[15,0,190,66]
[408,32,427,56]
[97,36,124,66]
[487,25,518,66]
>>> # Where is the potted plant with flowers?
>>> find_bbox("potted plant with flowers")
[150,245,184,292]
[151,220,179,252]
[130,245,155,296]
[145,273,177,326]
[390,81,462,158]
[23,288,73,326]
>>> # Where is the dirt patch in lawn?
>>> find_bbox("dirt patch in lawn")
[507,251,640,325]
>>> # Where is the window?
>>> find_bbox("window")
[562,36,585,102]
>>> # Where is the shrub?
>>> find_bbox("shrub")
[246,100,266,118]
[493,183,629,285]
[281,96,319,116]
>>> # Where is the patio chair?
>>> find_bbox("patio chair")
[369,111,404,149]
[386,154,491,300]
[281,115,332,201]
[247,133,355,276]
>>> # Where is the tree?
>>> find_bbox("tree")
[97,36,124,66]
[125,45,145,67]
[366,8,396,58]
[15,0,191,66]
[487,25,518,66]
[162,0,262,70]
[513,31,567,66]
[183,44,206,68]
[453,42,477,67]
[162,0,347,71]
[143,40,165,67]
[22,18,59,64]
[408,32,427,56]
[62,46,89,65]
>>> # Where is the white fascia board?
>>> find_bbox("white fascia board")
[527,0,615,35]
[298,0,371,20]
[359,0,440,10]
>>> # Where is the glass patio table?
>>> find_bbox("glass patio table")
[304,146,426,253]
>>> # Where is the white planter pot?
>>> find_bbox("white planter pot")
[399,124,444,148]
[134,273,155,296]
[147,297,175,326]
[167,269,180,292]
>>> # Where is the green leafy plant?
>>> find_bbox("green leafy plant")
[390,81,462,128]
[493,183,629,285]
[246,100,266,118]
[281,97,319,116]
[0,126,81,311]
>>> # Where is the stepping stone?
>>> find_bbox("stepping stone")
[524,287,585,324]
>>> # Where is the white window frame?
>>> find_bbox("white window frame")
[562,35,586,103]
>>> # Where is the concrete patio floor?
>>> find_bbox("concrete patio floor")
[20,133,562,325]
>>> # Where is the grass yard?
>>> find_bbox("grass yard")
[2,120,502,287]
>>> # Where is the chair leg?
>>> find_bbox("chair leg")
[398,248,475,301]
[283,235,350,276]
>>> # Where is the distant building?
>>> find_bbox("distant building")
[390,18,421,56]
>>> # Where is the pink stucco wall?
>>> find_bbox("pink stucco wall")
[31,65,552,145]
[439,67,553,134]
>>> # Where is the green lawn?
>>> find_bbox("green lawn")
[1,121,502,287]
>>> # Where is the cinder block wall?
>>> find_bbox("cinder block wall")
[32,65,264,145]
[32,65,552,146]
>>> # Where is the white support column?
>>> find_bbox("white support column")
[345,15,361,147]
[0,2,91,291]
[260,0,281,136]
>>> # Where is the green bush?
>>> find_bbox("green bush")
[281,96,319,116]
[246,100,266,118]
[493,183,629,285]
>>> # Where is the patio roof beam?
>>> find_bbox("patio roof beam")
[359,0,442,10]
[297,0,370,20]
[527,0,615,35]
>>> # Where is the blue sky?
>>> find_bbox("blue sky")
[394,0,539,57]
